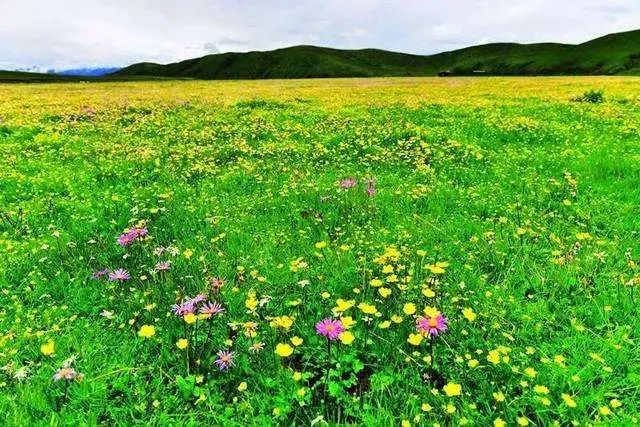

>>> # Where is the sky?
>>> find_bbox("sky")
[1,0,639,71]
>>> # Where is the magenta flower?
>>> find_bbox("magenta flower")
[315,318,345,340]
[108,268,130,282]
[214,350,235,371]
[117,227,148,247]
[339,177,357,189]
[199,301,225,317]
[416,314,448,338]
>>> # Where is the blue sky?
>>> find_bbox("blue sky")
[1,0,639,71]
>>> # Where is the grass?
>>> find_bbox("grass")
[1,77,640,425]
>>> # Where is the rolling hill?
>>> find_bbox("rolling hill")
[113,29,640,79]
[2,29,639,82]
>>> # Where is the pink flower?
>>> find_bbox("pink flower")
[416,314,448,338]
[339,177,357,189]
[108,268,130,281]
[315,318,345,340]
[199,301,225,316]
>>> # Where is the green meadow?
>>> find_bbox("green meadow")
[1,77,639,425]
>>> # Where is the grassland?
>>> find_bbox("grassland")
[1,77,640,425]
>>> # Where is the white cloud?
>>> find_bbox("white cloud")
[0,0,638,70]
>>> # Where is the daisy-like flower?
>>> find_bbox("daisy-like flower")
[339,177,357,189]
[199,301,225,317]
[52,367,83,382]
[154,261,171,272]
[172,301,195,316]
[416,314,448,338]
[315,318,345,341]
[214,350,235,371]
[249,342,265,353]
[108,268,130,282]
[117,231,136,247]
[208,277,225,290]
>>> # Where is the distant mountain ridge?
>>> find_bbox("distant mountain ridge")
[2,29,639,82]
[112,29,640,79]
[54,67,121,77]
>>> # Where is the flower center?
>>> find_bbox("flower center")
[428,318,438,328]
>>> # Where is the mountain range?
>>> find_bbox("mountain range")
[2,29,639,82]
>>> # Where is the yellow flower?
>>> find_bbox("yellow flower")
[332,299,355,314]
[340,316,357,329]
[40,341,55,356]
[423,306,440,317]
[426,262,449,274]
[524,367,537,378]
[533,385,549,394]
[378,287,392,298]
[401,420,411,427]
[138,325,156,338]
[238,381,247,392]
[378,321,391,329]
[443,382,462,397]
[517,417,529,426]
[314,241,327,249]
[358,302,377,314]
[293,371,302,381]
[487,350,501,365]
[176,338,188,349]
[561,393,577,408]
[610,399,622,408]
[183,248,194,259]
[274,343,294,357]
[493,391,505,402]
[462,308,476,322]
[421,403,433,412]
[290,336,303,346]
[421,287,435,298]
[599,406,611,416]
[468,359,479,368]
[270,316,294,330]
[576,232,592,240]
[391,315,403,323]
[493,418,506,427]
[382,265,394,274]
[339,331,355,345]
[183,313,197,324]
[403,303,416,315]
[445,404,456,413]
[369,278,383,287]
[407,333,423,346]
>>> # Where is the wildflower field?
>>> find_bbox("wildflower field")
[1,77,640,426]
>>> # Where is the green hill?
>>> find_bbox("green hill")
[3,29,639,82]
[113,29,640,79]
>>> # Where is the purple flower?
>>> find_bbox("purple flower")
[199,301,225,317]
[155,261,171,272]
[315,318,345,341]
[108,268,130,282]
[172,301,195,316]
[91,269,109,280]
[117,231,136,247]
[364,177,376,196]
[214,350,235,371]
[339,177,357,189]
[116,227,148,247]
[416,314,448,338]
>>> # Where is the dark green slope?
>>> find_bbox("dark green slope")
[114,29,640,79]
